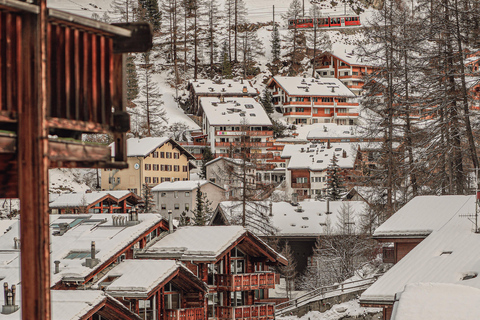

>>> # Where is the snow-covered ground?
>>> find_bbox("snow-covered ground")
[278,300,381,320]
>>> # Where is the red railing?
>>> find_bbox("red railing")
[215,142,274,148]
[165,308,204,320]
[335,112,359,117]
[216,304,274,320]
[215,272,276,291]
[215,130,273,136]
[291,183,310,189]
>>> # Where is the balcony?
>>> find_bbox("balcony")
[284,111,311,117]
[334,112,359,118]
[215,142,274,148]
[215,272,276,291]
[291,183,310,189]
[215,131,273,137]
[166,308,205,320]
[216,304,274,320]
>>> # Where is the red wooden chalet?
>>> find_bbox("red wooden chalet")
[138,226,287,320]
[98,260,207,320]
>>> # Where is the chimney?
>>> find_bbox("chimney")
[220,95,224,103]
[343,150,347,158]
[326,199,331,214]
[13,237,18,250]
[291,193,298,206]
[242,86,248,93]
[241,78,244,84]
[2,283,19,315]
[168,210,173,234]
[269,202,273,217]
[54,260,60,274]
[327,139,331,149]
[91,241,96,260]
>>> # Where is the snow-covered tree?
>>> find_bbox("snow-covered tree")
[326,154,346,201]
[270,22,281,64]
[142,183,155,212]
[192,184,214,225]
[282,0,304,74]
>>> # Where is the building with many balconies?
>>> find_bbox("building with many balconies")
[198,97,273,159]
[266,76,359,126]
[139,226,287,320]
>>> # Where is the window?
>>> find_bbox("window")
[161,177,166,183]
[185,192,190,197]
[166,152,172,158]
[325,108,330,114]
[161,204,166,210]
[167,165,172,171]
[128,188,138,194]
[153,177,159,184]
[183,165,188,172]
[174,191,178,198]
[296,108,304,112]
[153,151,159,158]
[145,177,152,184]
[174,165,179,172]
[117,177,121,183]
[353,72,359,75]
[174,153,180,159]
[296,177,308,184]
[145,164,152,170]
[160,152,165,158]
[161,165,165,171]
[161,192,166,197]
[185,203,190,211]
[153,164,159,171]
[174,203,180,210]
[330,71,334,75]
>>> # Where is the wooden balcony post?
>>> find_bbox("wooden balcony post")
[18,0,51,319]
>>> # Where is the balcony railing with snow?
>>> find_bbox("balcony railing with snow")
[216,304,274,320]
[165,307,204,320]
[215,272,276,291]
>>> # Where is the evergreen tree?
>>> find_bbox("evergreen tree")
[126,55,140,107]
[271,22,281,64]
[326,154,346,201]
[221,41,233,78]
[179,211,190,226]
[200,147,214,179]
[238,25,264,77]
[282,0,304,73]
[191,184,214,225]
[260,88,274,115]
[138,0,162,32]
[142,183,155,212]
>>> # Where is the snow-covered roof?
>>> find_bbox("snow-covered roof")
[0,214,165,287]
[270,200,367,236]
[200,97,272,126]
[151,180,224,192]
[144,226,246,260]
[97,260,182,296]
[49,190,135,208]
[270,76,356,97]
[391,283,480,320]
[306,123,366,141]
[109,137,170,157]
[189,79,259,96]
[281,142,357,170]
[373,195,472,238]
[143,225,285,264]
[0,288,125,320]
[361,195,480,305]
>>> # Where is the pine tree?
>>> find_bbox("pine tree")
[142,183,155,212]
[138,0,162,32]
[271,23,281,64]
[179,211,190,226]
[221,41,233,78]
[326,154,346,201]
[191,184,214,225]
[131,53,168,137]
[200,147,214,179]
[282,0,304,73]
[260,88,274,115]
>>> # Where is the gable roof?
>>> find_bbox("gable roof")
[96,260,207,298]
[109,137,195,160]
[373,195,471,239]
[49,191,141,208]
[361,195,480,305]
[268,76,356,97]
[140,226,287,265]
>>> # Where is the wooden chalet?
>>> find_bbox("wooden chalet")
[0,0,152,318]
[49,190,143,214]
[138,226,288,320]
[98,260,208,320]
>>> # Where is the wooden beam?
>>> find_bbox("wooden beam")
[18,1,51,319]
[112,22,152,53]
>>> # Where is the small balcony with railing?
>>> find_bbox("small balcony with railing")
[214,272,276,292]
[216,304,274,320]
[165,308,205,320]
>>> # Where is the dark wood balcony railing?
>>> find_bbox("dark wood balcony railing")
[216,304,274,320]
[215,272,276,291]
[166,307,204,320]
[291,183,310,189]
